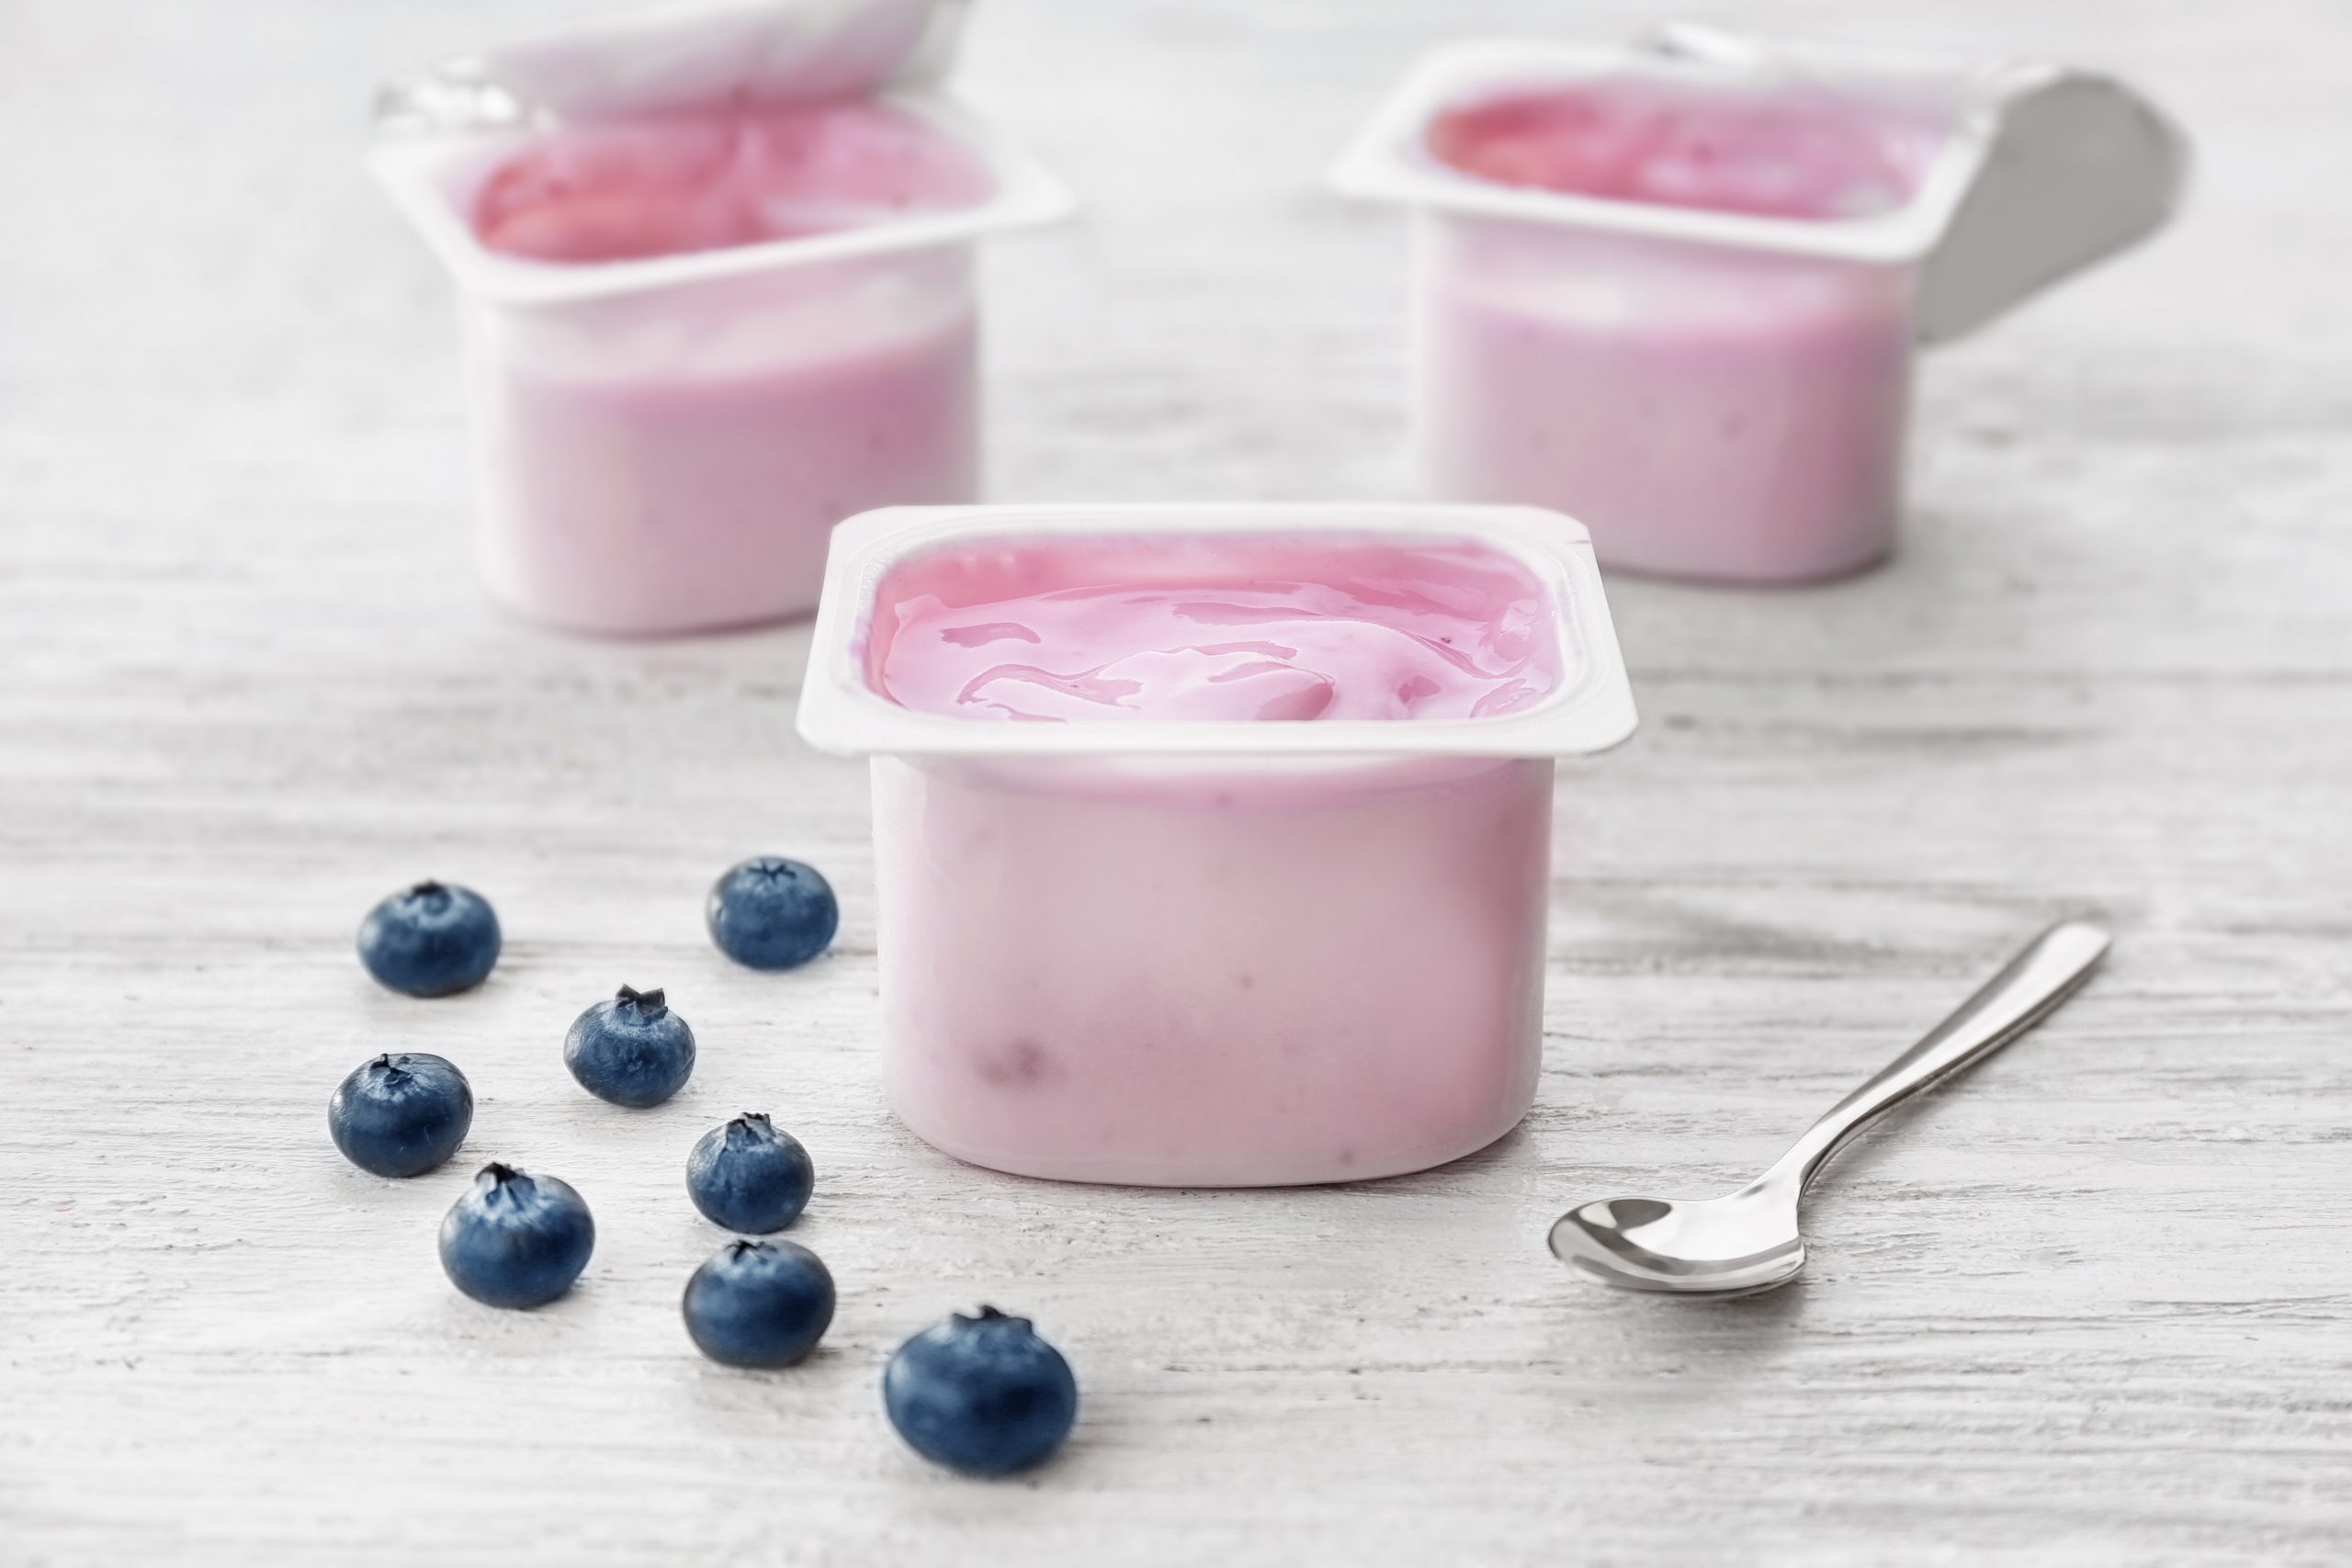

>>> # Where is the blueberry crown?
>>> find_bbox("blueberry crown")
[960,1304,1030,1332]
[728,1111,774,1138]
[407,879,447,898]
[615,984,668,1017]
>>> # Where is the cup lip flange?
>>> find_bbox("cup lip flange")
[796,502,1641,762]
[369,87,1075,309]
[1326,34,2003,266]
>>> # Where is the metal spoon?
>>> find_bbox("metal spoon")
[1549,919,2111,1297]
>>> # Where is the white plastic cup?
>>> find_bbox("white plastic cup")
[370,6,1069,635]
[797,503,1638,1186]
[1417,214,1917,581]
[1334,32,2188,585]
[870,753,1554,1186]
[455,244,983,633]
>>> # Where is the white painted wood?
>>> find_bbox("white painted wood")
[3,1,2347,1563]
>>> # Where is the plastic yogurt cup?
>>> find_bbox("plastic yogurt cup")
[1332,28,2188,584]
[371,1,1071,635]
[797,503,1637,1187]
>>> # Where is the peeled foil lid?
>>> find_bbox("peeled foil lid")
[376,0,967,134]
[1909,66,2189,344]
[1646,23,2191,344]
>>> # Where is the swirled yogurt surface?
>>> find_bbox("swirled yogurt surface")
[869,536,1562,723]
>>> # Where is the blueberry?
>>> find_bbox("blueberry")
[437,1163,594,1309]
[564,985,695,1108]
[682,1239,836,1368]
[356,880,501,997]
[327,1052,473,1178]
[685,1112,814,1233]
[883,1306,1079,1476]
[707,857,838,971]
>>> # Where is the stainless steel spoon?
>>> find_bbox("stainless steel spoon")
[1549,919,2111,1297]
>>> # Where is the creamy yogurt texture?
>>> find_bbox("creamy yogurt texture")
[472,99,995,263]
[869,536,1563,723]
[1427,78,1943,221]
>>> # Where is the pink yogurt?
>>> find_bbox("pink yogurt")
[854,532,1568,1186]
[1413,80,1947,582]
[456,101,995,634]
[473,101,996,263]
[1425,81,1933,221]
[873,536,1561,722]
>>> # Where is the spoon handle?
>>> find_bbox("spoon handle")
[1761,920,2111,1195]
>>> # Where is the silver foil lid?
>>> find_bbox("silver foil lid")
[1912,65,2189,344]
[1647,22,2190,344]
[376,0,967,136]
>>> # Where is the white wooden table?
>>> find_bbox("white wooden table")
[5,1,2348,1562]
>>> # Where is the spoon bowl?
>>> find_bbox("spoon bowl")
[1549,1185,1804,1296]
[1550,920,2110,1298]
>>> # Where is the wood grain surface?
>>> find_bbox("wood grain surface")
[3,1,2347,1563]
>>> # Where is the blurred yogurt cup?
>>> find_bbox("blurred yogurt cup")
[1332,26,2188,584]
[372,0,1070,635]
[797,503,1637,1186]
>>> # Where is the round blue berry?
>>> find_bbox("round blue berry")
[884,1307,1079,1476]
[356,880,500,997]
[437,1163,594,1310]
[327,1052,472,1178]
[682,1239,836,1369]
[707,857,838,971]
[564,985,695,1108]
[685,1113,814,1234]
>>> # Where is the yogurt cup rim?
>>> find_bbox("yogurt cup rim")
[1326,34,2000,265]
[369,87,1074,307]
[795,502,1640,761]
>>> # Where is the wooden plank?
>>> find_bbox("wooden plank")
[1,1,2346,1562]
